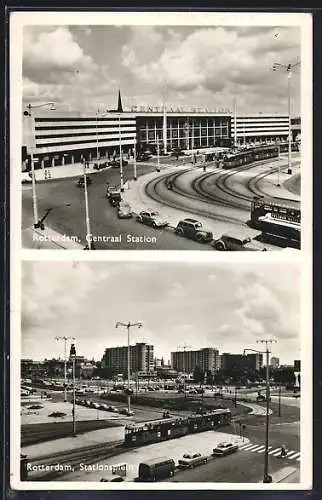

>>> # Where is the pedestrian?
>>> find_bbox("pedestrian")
[280,445,287,458]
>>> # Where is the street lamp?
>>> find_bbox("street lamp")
[69,342,77,436]
[177,343,192,398]
[243,339,277,483]
[115,322,143,412]
[272,61,300,175]
[55,336,75,402]
[82,159,92,250]
[24,102,56,229]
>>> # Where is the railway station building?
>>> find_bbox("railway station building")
[22,92,300,171]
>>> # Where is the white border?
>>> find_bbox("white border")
[10,10,312,492]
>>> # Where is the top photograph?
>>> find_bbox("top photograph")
[15,13,310,250]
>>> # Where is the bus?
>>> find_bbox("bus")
[249,196,301,249]
[124,409,231,447]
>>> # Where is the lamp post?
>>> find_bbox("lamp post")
[272,61,300,175]
[96,111,127,191]
[156,139,161,172]
[115,322,143,412]
[244,340,277,483]
[55,336,75,402]
[177,343,192,398]
[95,109,100,161]
[278,383,282,418]
[69,343,77,436]
[118,114,124,192]
[24,102,56,229]
[83,160,92,250]
[133,141,137,181]
[276,143,281,187]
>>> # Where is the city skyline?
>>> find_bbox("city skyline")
[22,261,300,365]
[23,23,301,115]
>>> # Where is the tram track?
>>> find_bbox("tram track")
[145,169,243,225]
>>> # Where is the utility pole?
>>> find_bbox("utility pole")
[244,340,277,483]
[115,322,143,412]
[55,336,75,402]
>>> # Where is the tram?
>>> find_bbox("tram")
[222,145,279,169]
[123,409,231,447]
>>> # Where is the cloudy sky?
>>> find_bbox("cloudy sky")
[21,261,300,365]
[22,24,301,115]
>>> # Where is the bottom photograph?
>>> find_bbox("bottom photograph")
[18,259,303,487]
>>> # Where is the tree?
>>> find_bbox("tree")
[193,365,205,384]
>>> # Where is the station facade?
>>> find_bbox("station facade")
[22,102,300,170]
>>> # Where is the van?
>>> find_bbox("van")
[100,473,124,482]
[138,457,175,481]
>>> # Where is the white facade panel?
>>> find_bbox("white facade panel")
[36,132,136,145]
[34,138,135,154]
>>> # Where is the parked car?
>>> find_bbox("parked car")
[98,403,109,411]
[178,452,208,468]
[108,405,119,413]
[117,202,133,219]
[212,442,239,457]
[93,162,108,170]
[91,402,101,409]
[212,228,266,251]
[175,218,213,243]
[138,457,175,481]
[136,153,152,162]
[100,474,124,482]
[106,186,122,206]
[77,176,92,187]
[108,158,129,168]
[136,210,169,228]
[119,408,135,416]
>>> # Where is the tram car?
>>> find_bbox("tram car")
[222,145,279,169]
[123,409,231,447]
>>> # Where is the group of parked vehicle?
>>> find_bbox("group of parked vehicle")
[75,398,135,416]
[101,442,239,482]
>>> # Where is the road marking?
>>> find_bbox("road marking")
[271,449,284,457]
[247,445,264,452]
[239,443,253,450]
[255,445,267,453]
[287,451,300,459]
[268,447,281,455]
[241,444,259,451]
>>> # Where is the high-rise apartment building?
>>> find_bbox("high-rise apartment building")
[171,347,220,374]
[102,343,154,374]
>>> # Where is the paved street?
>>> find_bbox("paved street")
[21,156,300,250]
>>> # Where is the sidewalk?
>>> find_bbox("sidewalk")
[21,162,113,183]
[255,160,301,202]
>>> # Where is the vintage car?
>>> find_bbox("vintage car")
[175,218,213,243]
[212,227,267,251]
[117,202,133,219]
[212,442,239,457]
[136,210,169,228]
[178,452,208,468]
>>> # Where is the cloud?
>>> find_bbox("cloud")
[122,26,300,112]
